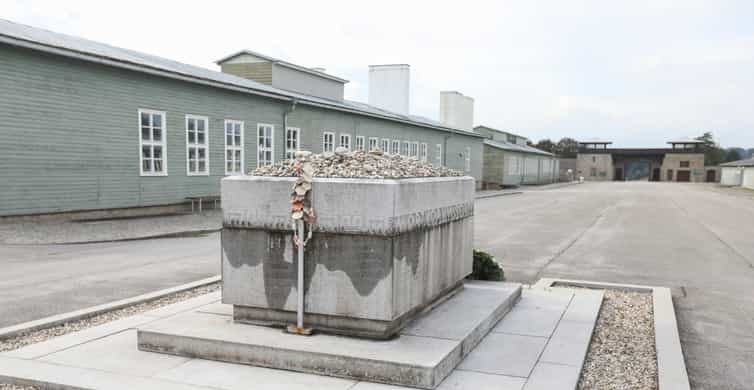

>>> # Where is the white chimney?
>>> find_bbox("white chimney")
[368,64,410,115]
[439,91,474,131]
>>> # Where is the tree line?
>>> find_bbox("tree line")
[528,132,753,165]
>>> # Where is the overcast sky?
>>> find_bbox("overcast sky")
[4,0,754,148]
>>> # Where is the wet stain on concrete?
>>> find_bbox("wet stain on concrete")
[223,228,394,304]
[305,234,393,297]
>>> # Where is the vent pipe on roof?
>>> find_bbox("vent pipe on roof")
[368,64,410,115]
[439,91,474,131]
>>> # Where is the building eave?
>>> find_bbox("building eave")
[0,30,481,139]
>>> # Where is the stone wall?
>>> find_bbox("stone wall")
[576,153,613,181]
[660,153,706,182]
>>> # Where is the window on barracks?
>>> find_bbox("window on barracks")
[139,109,166,176]
[339,133,351,150]
[257,124,274,167]
[323,132,335,152]
[224,120,244,175]
[285,127,299,160]
[186,115,208,175]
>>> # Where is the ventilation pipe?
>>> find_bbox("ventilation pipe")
[368,64,410,115]
[439,91,474,131]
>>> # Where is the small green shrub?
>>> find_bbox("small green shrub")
[470,250,505,281]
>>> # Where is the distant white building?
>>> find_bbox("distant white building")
[720,158,754,188]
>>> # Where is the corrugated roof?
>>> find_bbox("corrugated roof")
[215,49,349,83]
[720,158,754,167]
[483,139,554,157]
[0,18,482,139]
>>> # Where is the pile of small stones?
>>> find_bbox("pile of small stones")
[251,148,462,179]
[578,290,658,390]
[0,283,220,353]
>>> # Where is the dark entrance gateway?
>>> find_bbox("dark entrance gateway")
[614,167,623,181]
[677,170,691,182]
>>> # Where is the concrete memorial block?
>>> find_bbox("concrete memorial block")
[221,175,475,339]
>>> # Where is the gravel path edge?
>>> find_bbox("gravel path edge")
[534,278,691,390]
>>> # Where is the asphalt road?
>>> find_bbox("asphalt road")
[1,182,752,388]
[475,182,754,390]
[0,233,219,328]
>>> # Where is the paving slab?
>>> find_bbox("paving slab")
[355,370,527,390]
[436,370,526,390]
[457,333,547,377]
[404,282,520,355]
[522,362,581,390]
[155,358,356,390]
[0,355,211,390]
[559,289,604,324]
[515,288,574,310]
[538,320,595,366]
[2,314,156,359]
[138,282,521,389]
[195,302,233,316]
[492,293,569,337]
[39,330,191,377]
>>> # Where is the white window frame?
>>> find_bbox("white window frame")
[339,133,352,150]
[285,127,300,160]
[257,123,275,168]
[355,136,365,151]
[185,115,209,176]
[409,141,419,158]
[138,109,167,176]
[420,143,428,162]
[380,138,390,153]
[224,119,244,175]
[435,143,443,165]
[323,131,335,152]
[368,137,379,151]
[401,141,410,156]
[390,140,400,155]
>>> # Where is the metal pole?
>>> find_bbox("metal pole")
[296,219,305,329]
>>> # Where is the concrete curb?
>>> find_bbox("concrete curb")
[58,228,221,245]
[533,278,691,390]
[475,191,523,199]
[0,275,221,340]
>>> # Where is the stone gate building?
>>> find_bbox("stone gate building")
[576,139,709,182]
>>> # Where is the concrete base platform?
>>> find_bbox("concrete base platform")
[137,282,521,389]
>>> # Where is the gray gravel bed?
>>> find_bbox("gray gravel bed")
[0,385,40,390]
[578,290,658,390]
[0,283,220,352]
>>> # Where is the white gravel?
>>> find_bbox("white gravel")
[578,290,658,390]
[0,283,220,353]
[252,149,462,179]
